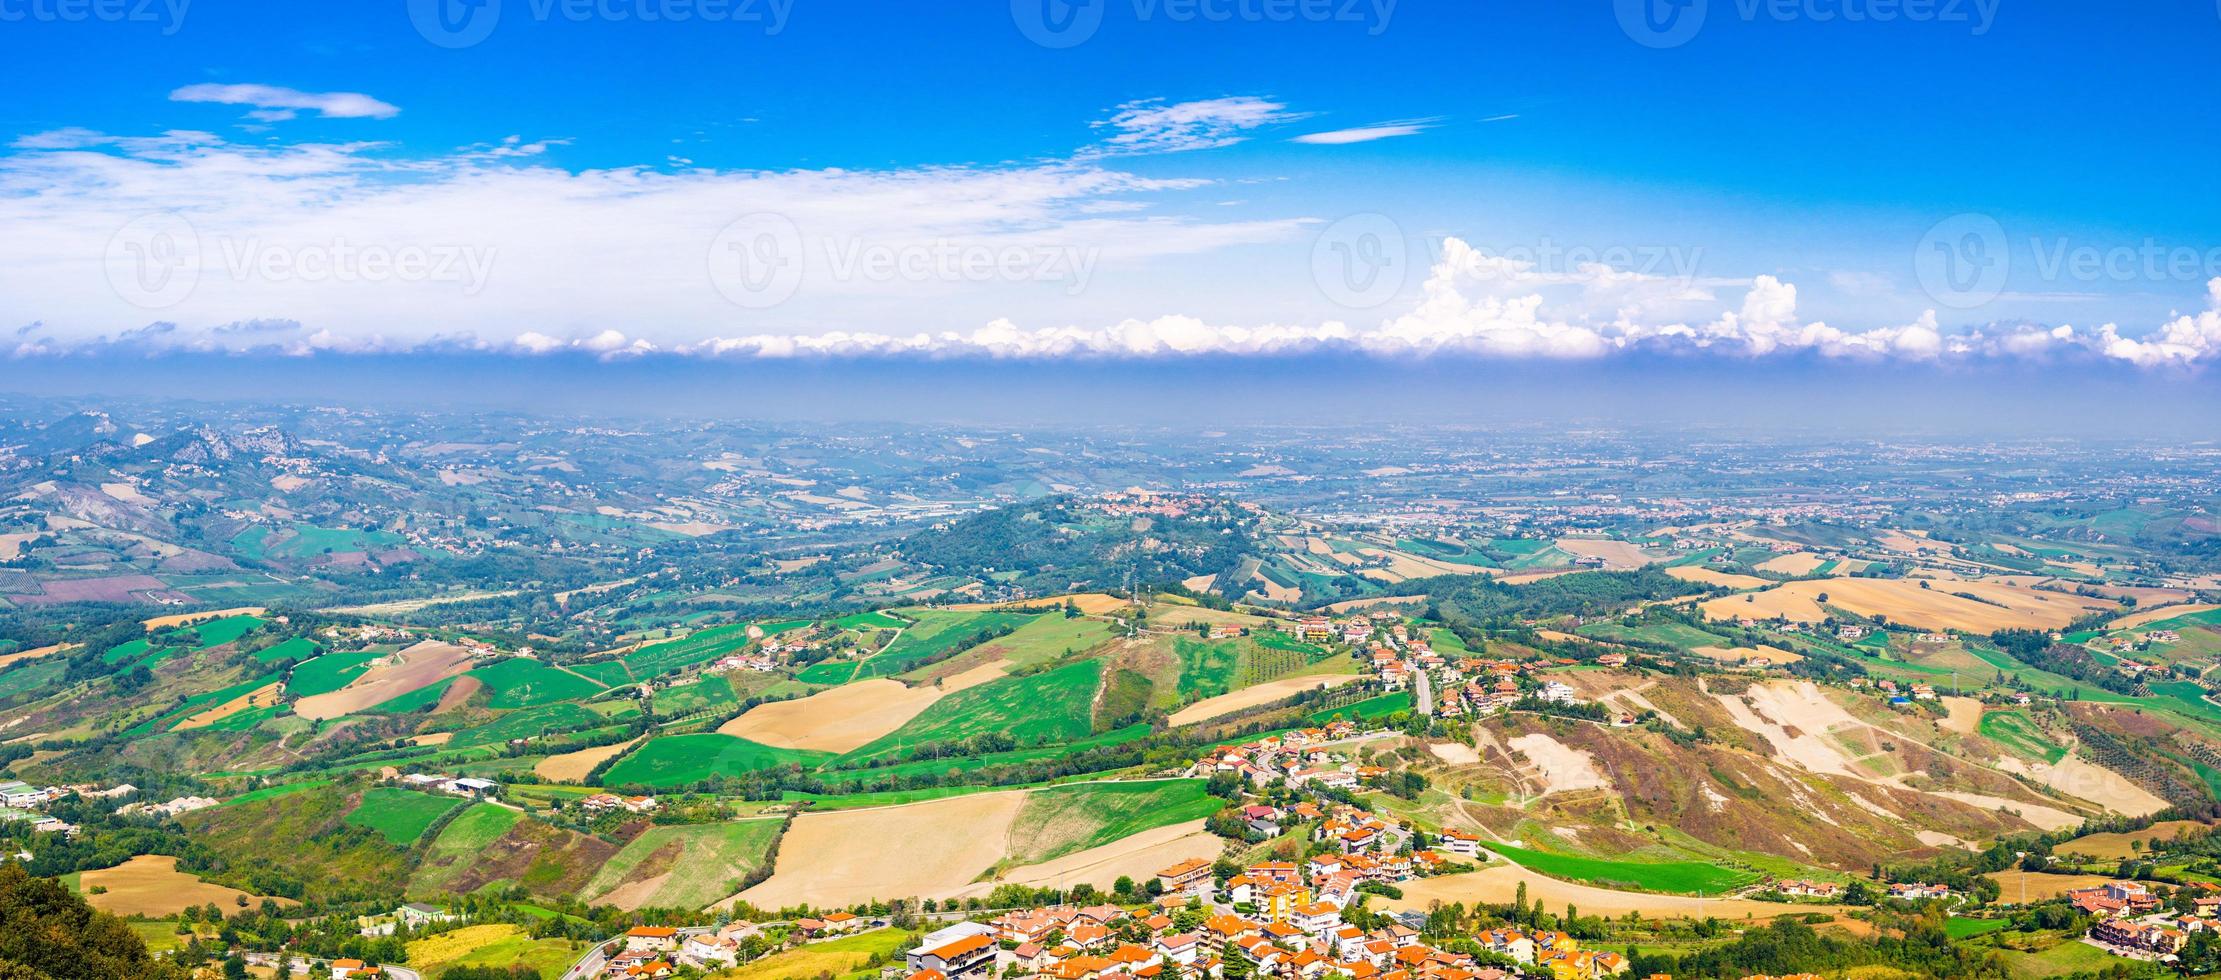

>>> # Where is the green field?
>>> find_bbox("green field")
[795,660,860,685]
[858,610,1037,679]
[99,638,154,666]
[190,614,266,650]
[251,636,320,664]
[1489,843,1757,895]
[412,803,524,892]
[601,733,833,789]
[345,787,466,844]
[815,722,1153,785]
[1977,709,2066,764]
[718,927,916,980]
[286,652,382,698]
[934,614,1116,672]
[652,676,739,716]
[449,702,609,748]
[1309,691,1414,724]
[124,669,285,737]
[1945,917,2010,939]
[407,924,587,980]
[833,611,910,630]
[1004,780,1222,866]
[841,657,1103,764]
[233,524,404,562]
[619,622,757,678]
[467,658,609,708]
[0,660,64,699]
[1173,637,1244,699]
[583,820,782,908]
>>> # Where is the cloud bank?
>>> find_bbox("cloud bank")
[4,97,2219,371]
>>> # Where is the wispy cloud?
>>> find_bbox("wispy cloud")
[1087,97,1304,155]
[169,83,401,121]
[1291,118,1442,145]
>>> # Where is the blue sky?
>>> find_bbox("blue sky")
[2,0,2219,367]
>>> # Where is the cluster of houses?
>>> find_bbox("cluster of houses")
[712,651,780,672]
[897,891,1635,980]
[601,918,805,975]
[117,794,218,819]
[1884,882,1954,903]
[1189,725,1374,791]
[2071,880,2221,959]
[579,792,662,815]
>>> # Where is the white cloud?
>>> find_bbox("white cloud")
[1290,118,1441,145]
[6,107,2219,372]
[169,83,401,120]
[1087,97,1302,155]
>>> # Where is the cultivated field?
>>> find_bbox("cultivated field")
[1700,577,2115,632]
[721,664,1006,753]
[600,733,830,789]
[293,640,475,719]
[1983,870,2121,901]
[77,855,293,917]
[2056,821,2211,860]
[405,923,586,980]
[950,819,1223,900]
[0,643,72,669]
[2112,603,2221,630]
[1167,673,1359,726]
[585,820,782,910]
[1755,552,1828,576]
[1385,861,1841,919]
[173,682,282,731]
[534,736,642,782]
[734,781,1218,908]
[1692,644,1803,664]
[733,788,1033,908]
[141,606,267,630]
